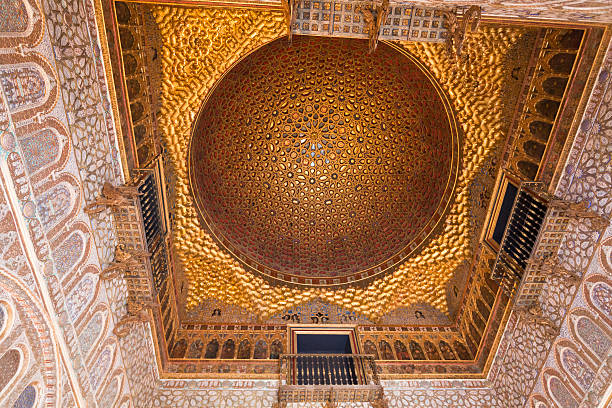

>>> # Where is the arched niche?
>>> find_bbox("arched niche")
[220,339,236,359]
[269,340,283,359]
[253,339,268,359]
[0,300,14,343]
[12,384,37,408]
[569,309,611,363]
[186,340,204,359]
[237,339,251,359]
[409,341,425,360]
[544,370,579,408]
[204,339,219,359]
[555,341,596,395]
[584,275,612,328]
[438,340,456,360]
[393,340,410,360]
[170,338,188,358]
[77,308,109,361]
[0,347,25,397]
[379,340,394,360]
[363,340,379,360]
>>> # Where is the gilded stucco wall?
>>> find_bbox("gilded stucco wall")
[151,34,612,408]
[0,0,611,407]
[153,5,525,320]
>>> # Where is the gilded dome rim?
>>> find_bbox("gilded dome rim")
[187,35,461,288]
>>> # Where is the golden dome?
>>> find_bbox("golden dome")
[190,36,459,286]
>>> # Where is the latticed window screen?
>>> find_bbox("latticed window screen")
[113,203,154,304]
[138,173,168,292]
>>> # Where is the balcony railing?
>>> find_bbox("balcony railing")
[278,354,385,406]
[492,181,609,307]
[137,172,169,293]
[492,182,548,297]
[112,167,170,307]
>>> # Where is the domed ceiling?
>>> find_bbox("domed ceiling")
[190,36,459,286]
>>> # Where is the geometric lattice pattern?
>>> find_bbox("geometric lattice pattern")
[293,1,449,42]
[112,202,156,304]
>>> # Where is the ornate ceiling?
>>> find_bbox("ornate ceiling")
[152,5,526,319]
[189,36,459,286]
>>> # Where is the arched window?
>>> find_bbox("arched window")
[393,340,410,360]
[253,339,268,359]
[186,340,204,359]
[12,384,36,408]
[0,349,21,394]
[269,340,283,359]
[237,339,251,359]
[204,339,219,359]
[170,339,188,358]
[221,339,235,359]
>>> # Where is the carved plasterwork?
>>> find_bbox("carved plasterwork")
[154,4,526,320]
[130,0,612,23]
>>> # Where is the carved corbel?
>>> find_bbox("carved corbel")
[517,304,559,339]
[356,0,389,54]
[282,0,299,42]
[99,264,125,281]
[540,320,560,339]
[113,300,155,338]
[537,257,581,287]
[550,199,610,232]
[550,199,589,216]
[99,244,150,281]
[84,181,142,214]
[589,214,610,231]
[441,6,481,62]
[551,200,609,226]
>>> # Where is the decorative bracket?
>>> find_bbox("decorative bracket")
[84,181,142,215]
[355,0,389,53]
[282,0,300,42]
[113,300,156,338]
[440,6,481,61]
[100,244,151,281]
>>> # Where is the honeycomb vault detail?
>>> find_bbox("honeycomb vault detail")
[190,36,458,286]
